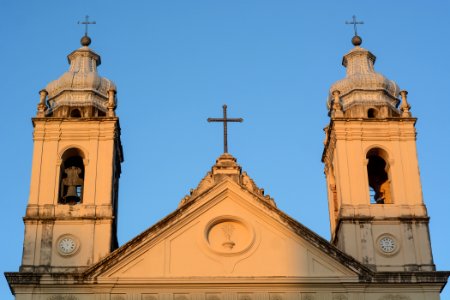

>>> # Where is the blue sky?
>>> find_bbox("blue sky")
[1,1,449,298]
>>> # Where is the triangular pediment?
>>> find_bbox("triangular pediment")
[84,171,371,281]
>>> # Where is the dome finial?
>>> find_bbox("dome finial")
[80,35,91,46]
[352,35,362,46]
[345,15,364,46]
[78,15,96,46]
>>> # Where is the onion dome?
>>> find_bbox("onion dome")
[44,36,116,118]
[328,37,401,118]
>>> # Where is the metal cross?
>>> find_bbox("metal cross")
[78,15,96,36]
[345,15,364,36]
[207,104,243,153]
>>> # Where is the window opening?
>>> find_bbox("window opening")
[59,149,84,204]
[70,109,81,118]
[368,108,377,118]
[367,150,392,204]
[369,186,376,203]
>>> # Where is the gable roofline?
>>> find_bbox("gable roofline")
[83,178,374,279]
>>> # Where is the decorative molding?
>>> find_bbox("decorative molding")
[179,154,274,208]
[204,216,255,256]
[332,294,348,300]
[174,294,190,300]
[238,294,252,300]
[206,294,222,300]
[322,129,336,167]
[47,296,78,300]
[302,294,315,300]
[269,294,283,300]
[379,295,410,300]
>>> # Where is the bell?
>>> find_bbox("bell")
[64,186,80,204]
[62,166,83,204]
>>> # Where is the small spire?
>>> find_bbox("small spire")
[107,89,117,117]
[346,15,364,46]
[331,90,344,117]
[37,89,48,117]
[400,90,412,117]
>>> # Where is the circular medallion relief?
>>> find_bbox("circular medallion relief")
[56,235,80,256]
[377,234,399,255]
[205,217,254,255]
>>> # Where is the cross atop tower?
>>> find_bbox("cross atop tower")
[207,104,243,153]
[78,15,96,37]
[345,15,364,36]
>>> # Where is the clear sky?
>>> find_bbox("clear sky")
[1,1,449,298]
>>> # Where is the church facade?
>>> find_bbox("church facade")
[5,32,449,300]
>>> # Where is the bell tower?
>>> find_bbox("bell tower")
[21,34,123,273]
[322,34,435,272]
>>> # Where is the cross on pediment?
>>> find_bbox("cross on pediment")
[207,104,243,153]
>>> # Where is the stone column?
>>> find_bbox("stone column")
[37,89,48,117]
[108,89,116,117]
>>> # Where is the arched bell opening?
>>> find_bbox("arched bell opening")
[366,148,392,204]
[59,148,85,205]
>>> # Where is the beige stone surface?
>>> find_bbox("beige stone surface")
[6,38,448,300]
[21,117,122,273]
[323,42,434,272]
[9,156,447,298]
[93,179,356,279]
[8,152,447,299]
